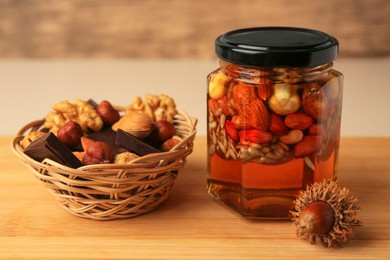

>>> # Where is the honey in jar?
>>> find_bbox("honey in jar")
[207,27,343,218]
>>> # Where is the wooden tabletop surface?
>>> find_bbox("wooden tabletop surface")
[1,136,389,259]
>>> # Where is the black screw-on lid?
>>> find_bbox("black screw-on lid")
[215,27,339,67]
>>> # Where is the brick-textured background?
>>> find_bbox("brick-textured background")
[0,0,389,58]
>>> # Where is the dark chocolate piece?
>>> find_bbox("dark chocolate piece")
[24,132,83,168]
[116,129,160,156]
[87,99,99,109]
[87,128,128,156]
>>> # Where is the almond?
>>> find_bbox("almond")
[309,124,327,142]
[209,96,233,117]
[285,113,313,130]
[269,113,288,136]
[279,129,304,145]
[208,98,221,116]
[81,136,95,151]
[309,124,322,135]
[239,129,273,144]
[256,78,273,100]
[225,120,239,141]
[231,115,253,130]
[294,135,320,158]
[233,83,270,131]
[217,96,231,116]
[73,151,85,161]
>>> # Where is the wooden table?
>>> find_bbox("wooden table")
[1,136,389,259]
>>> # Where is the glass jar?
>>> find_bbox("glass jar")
[207,27,343,218]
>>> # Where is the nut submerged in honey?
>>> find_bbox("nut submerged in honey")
[207,27,343,218]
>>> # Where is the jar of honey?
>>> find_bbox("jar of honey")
[207,27,343,218]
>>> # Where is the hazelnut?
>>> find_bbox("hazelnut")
[152,120,176,144]
[161,137,181,152]
[302,84,329,120]
[298,201,335,235]
[82,141,112,165]
[97,100,120,126]
[57,121,83,150]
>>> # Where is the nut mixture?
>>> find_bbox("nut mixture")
[208,65,342,166]
[22,94,181,166]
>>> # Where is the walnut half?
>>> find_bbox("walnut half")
[126,94,177,123]
[44,99,103,134]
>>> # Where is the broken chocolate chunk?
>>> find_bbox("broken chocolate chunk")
[116,129,160,156]
[24,132,83,168]
[87,99,99,109]
[87,128,128,156]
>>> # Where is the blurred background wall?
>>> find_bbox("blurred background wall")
[0,0,389,136]
[0,0,389,59]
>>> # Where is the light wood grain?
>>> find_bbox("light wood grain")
[1,136,389,259]
[0,0,388,58]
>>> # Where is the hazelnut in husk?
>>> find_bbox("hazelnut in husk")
[291,179,362,248]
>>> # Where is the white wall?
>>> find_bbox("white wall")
[0,58,389,137]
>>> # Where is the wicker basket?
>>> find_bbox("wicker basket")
[11,110,197,220]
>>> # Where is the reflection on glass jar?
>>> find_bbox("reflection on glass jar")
[207,27,344,218]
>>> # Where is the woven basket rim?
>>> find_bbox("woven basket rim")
[10,107,197,220]
[11,109,197,174]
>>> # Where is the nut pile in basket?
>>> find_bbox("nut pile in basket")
[21,94,182,168]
